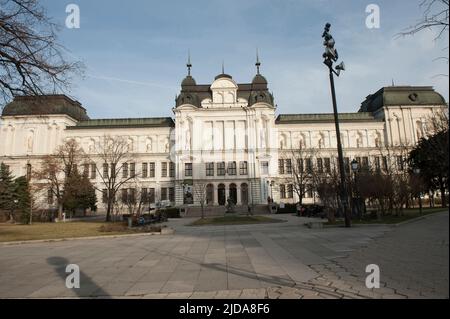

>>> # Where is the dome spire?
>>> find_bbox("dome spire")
[186,50,192,76]
[255,48,261,75]
[222,60,225,74]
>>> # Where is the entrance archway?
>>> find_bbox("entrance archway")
[240,183,248,205]
[229,183,237,204]
[218,184,226,206]
[206,184,214,205]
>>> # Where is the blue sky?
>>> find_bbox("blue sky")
[40,0,449,119]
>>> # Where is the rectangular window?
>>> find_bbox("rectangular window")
[185,163,193,177]
[287,184,294,198]
[141,188,148,203]
[279,184,286,199]
[217,162,225,176]
[161,187,168,201]
[397,156,404,171]
[122,163,128,178]
[121,189,128,203]
[149,188,155,204]
[103,163,109,177]
[130,163,135,177]
[278,159,285,174]
[206,162,214,176]
[374,156,381,171]
[169,187,175,202]
[382,156,388,171]
[90,164,96,179]
[142,163,148,178]
[111,163,116,178]
[149,162,155,178]
[317,158,323,173]
[47,189,53,205]
[297,159,304,173]
[169,162,175,177]
[239,161,248,175]
[261,161,269,175]
[129,188,136,203]
[227,161,237,175]
[324,158,331,173]
[286,159,292,174]
[307,186,313,198]
[102,189,108,203]
[305,158,312,173]
[362,157,369,169]
[83,164,89,177]
[161,162,167,177]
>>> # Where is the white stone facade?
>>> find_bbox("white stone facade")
[0,71,447,211]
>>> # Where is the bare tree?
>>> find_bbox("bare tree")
[121,179,149,218]
[397,0,449,76]
[281,147,316,208]
[398,0,449,40]
[0,0,83,104]
[34,138,85,219]
[92,135,139,222]
[193,181,208,219]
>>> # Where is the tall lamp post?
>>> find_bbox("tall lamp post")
[322,23,351,227]
[413,168,423,215]
[351,159,359,219]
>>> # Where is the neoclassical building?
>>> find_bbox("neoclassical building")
[0,59,447,212]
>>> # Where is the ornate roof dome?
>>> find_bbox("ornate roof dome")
[181,75,196,87]
[214,73,233,80]
[252,73,267,85]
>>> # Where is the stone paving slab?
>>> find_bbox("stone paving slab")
[0,213,447,299]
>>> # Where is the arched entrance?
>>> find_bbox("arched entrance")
[218,184,226,206]
[229,183,237,204]
[206,184,214,205]
[240,183,248,205]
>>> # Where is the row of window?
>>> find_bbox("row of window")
[278,155,406,174]
[184,161,249,177]
[279,184,315,199]
[101,187,175,204]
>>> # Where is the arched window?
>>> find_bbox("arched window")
[218,184,226,206]
[229,183,237,205]
[240,183,248,205]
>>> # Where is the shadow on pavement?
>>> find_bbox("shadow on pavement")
[47,256,110,298]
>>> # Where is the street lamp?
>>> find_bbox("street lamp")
[351,159,360,218]
[322,23,351,227]
[413,168,423,215]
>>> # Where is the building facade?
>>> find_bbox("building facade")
[0,61,447,212]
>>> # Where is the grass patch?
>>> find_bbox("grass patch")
[0,221,155,243]
[324,207,447,226]
[189,215,283,226]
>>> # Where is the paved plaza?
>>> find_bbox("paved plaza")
[0,212,448,299]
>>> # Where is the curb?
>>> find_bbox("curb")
[322,210,448,228]
[0,228,176,246]
[392,210,448,227]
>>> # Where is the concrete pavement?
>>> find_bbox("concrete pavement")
[0,212,447,299]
